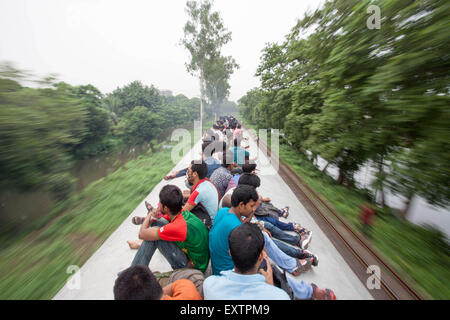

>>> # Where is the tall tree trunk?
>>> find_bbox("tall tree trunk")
[199,71,205,129]
[377,154,386,207]
[337,168,344,185]
[378,187,386,207]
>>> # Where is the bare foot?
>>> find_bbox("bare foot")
[127,240,143,250]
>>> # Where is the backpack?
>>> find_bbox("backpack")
[154,268,206,299]
[271,264,295,299]
[190,203,212,230]
[182,198,212,230]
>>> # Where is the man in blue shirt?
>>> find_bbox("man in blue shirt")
[204,223,290,300]
[211,183,315,277]
[208,185,258,275]
[231,137,250,167]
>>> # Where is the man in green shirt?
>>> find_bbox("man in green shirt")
[130,185,209,273]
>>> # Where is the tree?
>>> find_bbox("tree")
[101,94,121,125]
[181,0,238,123]
[110,81,162,117]
[239,0,450,216]
[68,84,110,145]
[116,106,163,145]
[363,0,450,216]
[203,53,239,115]
[0,76,87,199]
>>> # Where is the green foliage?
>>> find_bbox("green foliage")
[217,100,238,114]
[277,141,450,299]
[116,106,163,145]
[110,81,162,117]
[239,0,450,212]
[182,0,238,115]
[0,78,87,197]
[239,0,450,299]
[0,124,201,299]
[0,63,202,202]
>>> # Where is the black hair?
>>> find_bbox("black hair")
[190,160,208,180]
[202,141,212,154]
[231,184,259,207]
[114,265,162,300]
[238,173,261,188]
[208,141,226,154]
[242,162,256,173]
[237,124,241,129]
[233,137,241,147]
[222,151,235,168]
[228,223,264,273]
[203,140,220,157]
[159,184,183,214]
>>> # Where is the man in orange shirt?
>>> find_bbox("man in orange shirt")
[114,265,202,300]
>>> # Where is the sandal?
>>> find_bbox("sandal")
[293,223,306,235]
[131,216,146,225]
[311,283,336,300]
[279,206,289,218]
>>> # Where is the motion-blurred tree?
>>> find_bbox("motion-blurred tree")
[0,77,87,199]
[239,0,450,216]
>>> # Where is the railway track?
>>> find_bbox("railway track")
[244,126,422,300]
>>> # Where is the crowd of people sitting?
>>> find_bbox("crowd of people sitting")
[114,116,336,300]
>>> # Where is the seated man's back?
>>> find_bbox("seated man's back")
[203,270,289,300]
[209,207,242,275]
[188,178,219,220]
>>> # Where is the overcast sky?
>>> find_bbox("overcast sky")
[0,0,324,102]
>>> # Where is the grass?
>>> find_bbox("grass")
[0,120,213,299]
[245,121,450,300]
